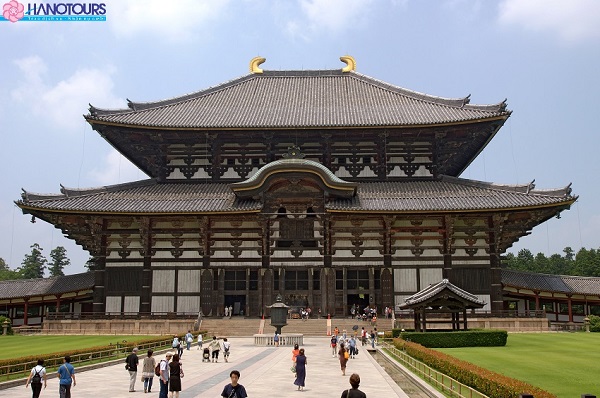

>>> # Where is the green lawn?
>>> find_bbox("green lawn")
[436,333,600,398]
[0,335,155,360]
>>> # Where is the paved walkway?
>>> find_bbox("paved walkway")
[6,337,409,398]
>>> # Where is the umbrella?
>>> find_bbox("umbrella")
[352,325,358,331]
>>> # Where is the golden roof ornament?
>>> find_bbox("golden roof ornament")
[250,56,266,74]
[340,55,356,72]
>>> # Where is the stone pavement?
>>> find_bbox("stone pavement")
[4,337,410,398]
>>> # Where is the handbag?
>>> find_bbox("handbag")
[290,364,296,373]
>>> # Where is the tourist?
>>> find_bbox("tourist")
[141,349,156,394]
[221,370,247,398]
[293,348,307,391]
[348,336,357,358]
[159,352,173,398]
[229,305,233,318]
[224,306,229,317]
[223,338,231,362]
[330,334,338,357]
[273,332,279,347]
[338,343,349,376]
[168,354,184,398]
[340,373,367,398]
[209,336,221,362]
[291,343,300,363]
[185,330,193,351]
[125,347,139,392]
[197,333,203,350]
[172,335,180,352]
[57,355,76,398]
[25,358,47,398]
[361,327,367,346]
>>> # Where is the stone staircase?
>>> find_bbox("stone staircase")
[199,317,393,337]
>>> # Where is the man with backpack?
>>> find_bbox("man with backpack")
[158,352,173,398]
[25,358,47,398]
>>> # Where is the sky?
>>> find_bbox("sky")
[1,0,599,275]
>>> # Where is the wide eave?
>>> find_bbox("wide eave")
[86,70,510,130]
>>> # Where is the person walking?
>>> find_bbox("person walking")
[221,370,247,398]
[141,349,156,394]
[57,355,76,398]
[222,338,231,362]
[348,336,357,359]
[168,354,183,398]
[185,330,193,351]
[340,373,367,398]
[25,358,47,398]
[197,333,203,350]
[330,334,338,357]
[125,347,139,392]
[338,343,349,376]
[158,352,173,398]
[209,336,221,362]
[293,348,307,391]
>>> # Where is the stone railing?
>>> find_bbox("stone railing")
[254,333,303,346]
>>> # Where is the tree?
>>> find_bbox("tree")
[84,257,96,272]
[48,246,70,277]
[18,243,47,279]
[0,258,8,271]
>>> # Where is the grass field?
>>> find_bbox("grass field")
[436,333,600,398]
[0,335,158,361]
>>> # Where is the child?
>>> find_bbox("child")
[223,338,231,363]
[221,370,247,398]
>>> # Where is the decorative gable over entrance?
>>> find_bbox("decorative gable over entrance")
[399,279,485,331]
[230,146,357,200]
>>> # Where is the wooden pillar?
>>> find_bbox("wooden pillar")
[23,298,29,326]
[463,308,468,330]
[421,308,427,332]
[55,294,61,314]
[567,296,573,323]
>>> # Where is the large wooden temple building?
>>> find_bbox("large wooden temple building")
[17,56,577,319]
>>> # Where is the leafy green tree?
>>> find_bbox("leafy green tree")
[0,258,22,281]
[84,257,96,272]
[18,243,47,279]
[48,246,70,277]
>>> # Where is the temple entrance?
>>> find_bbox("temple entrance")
[224,295,246,316]
[347,294,370,318]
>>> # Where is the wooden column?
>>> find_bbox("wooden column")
[567,296,573,323]
[23,298,29,326]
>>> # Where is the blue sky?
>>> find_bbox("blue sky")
[1,0,599,275]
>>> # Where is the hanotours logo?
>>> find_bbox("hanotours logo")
[1,1,106,22]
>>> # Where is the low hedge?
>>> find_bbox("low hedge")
[393,338,556,398]
[398,329,507,347]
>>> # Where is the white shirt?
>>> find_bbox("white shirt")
[31,365,46,378]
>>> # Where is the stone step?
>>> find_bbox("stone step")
[199,317,393,337]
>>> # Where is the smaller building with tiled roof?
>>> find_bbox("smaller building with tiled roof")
[501,269,600,324]
[0,273,94,326]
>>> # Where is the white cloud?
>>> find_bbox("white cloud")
[11,56,125,131]
[106,0,230,41]
[88,149,145,186]
[498,0,600,43]
[287,0,374,38]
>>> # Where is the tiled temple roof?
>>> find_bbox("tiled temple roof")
[86,69,510,129]
[501,269,600,296]
[0,272,94,300]
[18,176,574,214]
[400,279,486,308]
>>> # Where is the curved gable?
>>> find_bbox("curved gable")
[230,158,357,200]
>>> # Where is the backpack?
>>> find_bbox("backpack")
[31,368,42,385]
[344,350,349,359]
[154,360,163,377]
